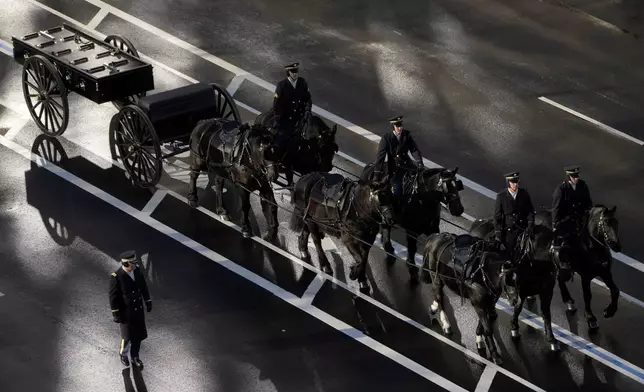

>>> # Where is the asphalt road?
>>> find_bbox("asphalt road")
[2,0,644,391]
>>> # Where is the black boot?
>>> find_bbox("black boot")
[131,357,144,369]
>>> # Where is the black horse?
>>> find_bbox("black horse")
[289,172,396,294]
[360,164,465,282]
[255,108,339,186]
[535,205,622,331]
[187,119,279,240]
[422,233,514,365]
[469,218,572,352]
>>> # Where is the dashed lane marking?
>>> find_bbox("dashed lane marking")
[0,132,472,392]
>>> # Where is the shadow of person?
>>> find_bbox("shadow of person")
[121,366,148,392]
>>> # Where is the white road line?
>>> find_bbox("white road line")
[141,190,167,215]
[0,133,468,392]
[226,74,246,95]
[474,366,497,392]
[539,96,644,146]
[23,0,644,271]
[85,8,109,30]
[3,118,30,140]
[301,273,326,305]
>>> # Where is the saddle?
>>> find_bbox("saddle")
[209,120,246,165]
[450,234,484,282]
[310,173,353,220]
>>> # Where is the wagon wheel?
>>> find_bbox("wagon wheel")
[109,105,162,188]
[22,55,69,137]
[104,35,147,110]
[209,83,242,124]
[30,134,74,245]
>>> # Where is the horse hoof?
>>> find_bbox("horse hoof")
[220,214,230,221]
[241,227,252,238]
[188,199,198,208]
[262,230,278,243]
[550,341,560,352]
[475,336,485,350]
[492,355,503,366]
[322,265,333,275]
[443,326,452,336]
[565,301,577,313]
[511,329,521,339]
[299,251,311,261]
[603,306,617,318]
[359,282,371,295]
[588,320,599,332]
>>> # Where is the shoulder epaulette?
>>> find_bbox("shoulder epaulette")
[111,272,117,277]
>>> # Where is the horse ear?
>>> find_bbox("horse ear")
[611,205,617,213]
[454,166,458,174]
[332,124,337,135]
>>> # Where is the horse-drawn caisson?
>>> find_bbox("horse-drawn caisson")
[13,24,624,368]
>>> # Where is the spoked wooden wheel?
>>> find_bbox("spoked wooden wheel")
[210,83,242,123]
[105,35,147,110]
[109,105,162,188]
[22,55,69,136]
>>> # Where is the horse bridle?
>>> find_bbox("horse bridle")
[589,213,613,250]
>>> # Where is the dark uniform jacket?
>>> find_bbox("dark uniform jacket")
[493,188,535,236]
[272,77,312,130]
[552,179,593,233]
[374,129,423,180]
[109,266,151,341]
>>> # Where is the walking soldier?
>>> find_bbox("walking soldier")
[109,250,152,369]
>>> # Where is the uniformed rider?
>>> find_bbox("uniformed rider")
[373,115,424,198]
[109,250,152,369]
[493,172,535,262]
[552,165,593,245]
[272,62,312,155]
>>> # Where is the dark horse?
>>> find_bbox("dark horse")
[360,164,465,282]
[289,172,396,294]
[469,218,572,352]
[187,118,279,240]
[255,108,339,186]
[422,233,515,365]
[535,205,622,331]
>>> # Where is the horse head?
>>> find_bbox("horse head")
[366,178,396,226]
[299,115,338,173]
[248,123,279,182]
[589,205,621,253]
[419,167,464,216]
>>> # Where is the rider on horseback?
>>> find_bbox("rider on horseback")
[373,115,425,204]
[493,172,535,263]
[272,62,312,157]
[552,165,593,246]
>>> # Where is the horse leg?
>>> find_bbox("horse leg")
[381,225,396,266]
[310,224,333,275]
[510,297,525,340]
[298,223,312,262]
[581,276,599,331]
[600,269,620,318]
[474,304,503,365]
[187,163,201,208]
[346,237,371,294]
[558,274,576,313]
[406,233,420,285]
[540,285,560,351]
[430,275,451,335]
[239,188,252,238]
[213,176,230,220]
[259,184,278,242]
[475,320,485,351]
